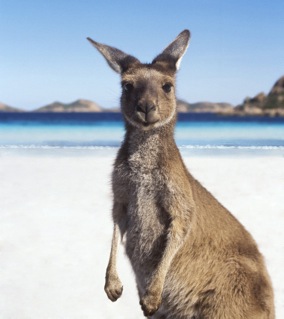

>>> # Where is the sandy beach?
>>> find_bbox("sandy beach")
[0,149,283,318]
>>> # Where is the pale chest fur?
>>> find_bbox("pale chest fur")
[113,131,166,202]
[112,132,170,281]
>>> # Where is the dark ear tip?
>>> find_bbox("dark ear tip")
[180,29,191,39]
[87,37,97,45]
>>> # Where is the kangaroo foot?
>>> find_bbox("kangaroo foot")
[140,291,162,317]
[104,276,123,302]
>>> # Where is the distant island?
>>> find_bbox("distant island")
[34,99,103,113]
[0,102,23,113]
[1,76,284,116]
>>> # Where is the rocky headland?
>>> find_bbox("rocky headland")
[234,76,284,116]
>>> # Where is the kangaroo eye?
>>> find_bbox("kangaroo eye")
[162,83,173,93]
[123,82,134,92]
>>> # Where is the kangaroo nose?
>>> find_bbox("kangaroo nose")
[136,102,159,125]
[136,104,156,114]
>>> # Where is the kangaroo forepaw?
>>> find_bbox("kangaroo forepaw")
[140,292,162,317]
[104,277,123,302]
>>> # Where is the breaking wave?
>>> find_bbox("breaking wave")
[0,144,283,150]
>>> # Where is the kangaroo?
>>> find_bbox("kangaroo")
[87,30,274,318]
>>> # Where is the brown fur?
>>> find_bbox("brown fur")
[87,30,274,318]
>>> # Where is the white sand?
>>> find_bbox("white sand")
[0,149,283,318]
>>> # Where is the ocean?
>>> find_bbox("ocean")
[0,112,283,156]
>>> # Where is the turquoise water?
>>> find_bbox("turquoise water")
[0,121,283,148]
[0,113,283,156]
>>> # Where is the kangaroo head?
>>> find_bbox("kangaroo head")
[87,30,190,130]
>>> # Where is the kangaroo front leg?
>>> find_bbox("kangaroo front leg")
[104,223,123,301]
[140,206,192,316]
[104,202,126,301]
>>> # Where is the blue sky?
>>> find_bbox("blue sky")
[1,0,283,110]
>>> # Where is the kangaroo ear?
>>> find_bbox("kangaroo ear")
[87,37,140,74]
[152,30,190,72]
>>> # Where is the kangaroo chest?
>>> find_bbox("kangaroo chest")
[113,133,170,274]
[115,132,165,202]
[126,133,167,232]
[125,162,169,278]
